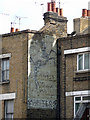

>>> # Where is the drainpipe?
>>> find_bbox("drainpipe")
[64,55,66,119]
[56,39,61,119]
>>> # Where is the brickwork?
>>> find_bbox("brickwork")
[43,12,67,38]
[58,34,90,119]
[1,9,90,119]
[1,32,28,118]
[74,17,90,34]
[0,9,67,119]
[27,11,67,119]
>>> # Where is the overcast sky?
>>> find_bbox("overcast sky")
[0,0,89,34]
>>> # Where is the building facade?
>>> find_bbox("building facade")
[0,0,67,119]
[0,0,90,119]
[58,8,90,119]
[58,33,90,119]
[0,31,29,119]
[27,4,67,119]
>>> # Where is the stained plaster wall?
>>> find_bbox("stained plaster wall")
[28,33,57,118]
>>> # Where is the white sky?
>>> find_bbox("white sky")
[0,0,89,34]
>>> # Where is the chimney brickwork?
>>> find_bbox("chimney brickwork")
[43,11,67,37]
[74,9,90,34]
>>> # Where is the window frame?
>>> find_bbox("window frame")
[5,100,14,119]
[0,53,11,84]
[77,52,90,71]
[74,95,90,117]
[2,58,10,82]
[0,58,10,83]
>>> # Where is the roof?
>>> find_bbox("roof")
[2,29,39,37]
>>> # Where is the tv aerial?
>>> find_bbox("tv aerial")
[35,1,45,15]
[16,16,28,29]
[56,0,64,9]
[0,13,9,16]
[13,16,28,29]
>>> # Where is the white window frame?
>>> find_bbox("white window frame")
[74,95,90,117]
[0,53,11,83]
[77,52,90,71]
[5,100,14,119]
[2,58,10,82]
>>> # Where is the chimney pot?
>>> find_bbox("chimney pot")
[15,28,19,32]
[87,10,90,17]
[82,9,87,17]
[51,0,55,2]
[51,2,56,12]
[47,2,52,12]
[60,8,63,16]
[10,27,14,33]
[56,8,60,16]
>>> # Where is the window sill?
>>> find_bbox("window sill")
[75,69,90,74]
[0,80,10,85]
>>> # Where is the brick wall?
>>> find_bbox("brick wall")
[58,34,90,119]
[73,17,90,34]
[27,11,67,119]
[1,32,28,118]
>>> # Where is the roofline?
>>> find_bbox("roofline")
[1,29,42,37]
[58,33,90,41]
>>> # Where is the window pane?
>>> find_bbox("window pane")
[2,61,4,70]
[2,71,7,81]
[6,114,13,119]
[2,71,4,81]
[7,70,9,80]
[6,101,14,113]
[6,60,9,69]
[75,97,81,101]
[4,71,7,80]
[5,100,14,119]
[78,55,83,70]
[2,59,10,81]
[75,103,80,114]
[84,53,89,69]
[83,96,90,100]
[3,60,6,70]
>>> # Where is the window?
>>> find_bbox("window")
[5,100,14,119]
[2,59,9,82]
[77,53,90,71]
[74,95,90,117]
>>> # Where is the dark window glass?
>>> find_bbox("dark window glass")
[2,59,9,82]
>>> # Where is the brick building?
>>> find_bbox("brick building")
[73,8,90,34]
[58,33,90,119]
[0,0,90,119]
[57,8,90,119]
[0,0,67,119]
[0,31,28,119]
